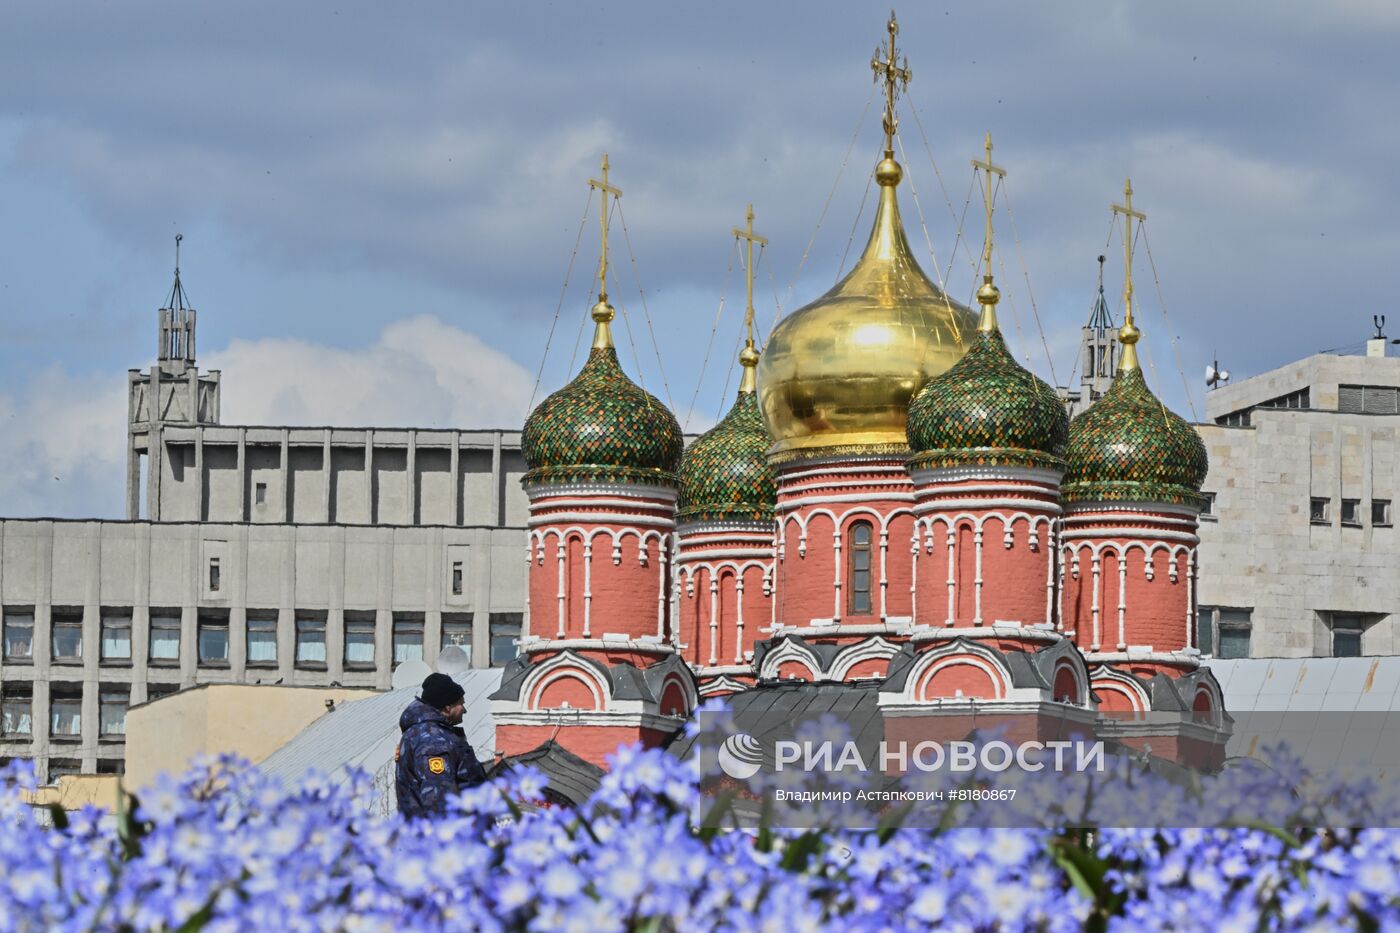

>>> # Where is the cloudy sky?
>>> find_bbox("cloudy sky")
[1,1,1397,517]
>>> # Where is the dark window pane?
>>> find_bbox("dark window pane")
[51,621,82,660]
[489,613,521,667]
[1334,630,1363,658]
[1218,627,1251,659]
[198,625,228,663]
[3,612,34,660]
[1196,608,1214,655]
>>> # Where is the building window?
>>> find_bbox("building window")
[49,685,82,739]
[1373,499,1392,527]
[1341,499,1362,527]
[1259,388,1310,410]
[146,682,181,702]
[1196,606,1252,658]
[2,610,34,661]
[1309,497,1331,525]
[1200,492,1217,517]
[47,756,81,778]
[1214,408,1252,428]
[47,759,82,780]
[1339,384,1400,415]
[1,685,32,736]
[451,561,464,596]
[393,614,424,666]
[50,609,83,663]
[254,482,267,506]
[96,759,125,776]
[442,613,473,663]
[208,557,221,593]
[296,614,328,667]
[149,612,181,663]
[246,614,278,665]
[99,688,128,738]
[1330,613,1368,657]
[847,521,874,616]
[489,613,521,667]
[100,610,132,663]
[197,614,230,666]
[343,614,375,668]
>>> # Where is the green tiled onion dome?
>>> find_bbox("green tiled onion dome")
[906,321,1069,472]
[521,340,683,487]
[1061,360,1208,508]
[677,377,776,524]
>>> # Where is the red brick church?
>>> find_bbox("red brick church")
[491,15,1227,771]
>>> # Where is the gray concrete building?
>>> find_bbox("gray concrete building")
[0,272,530,780]
[1196,334,1400,660]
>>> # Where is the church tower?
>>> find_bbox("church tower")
[752,15,979,683]
[1063,256,1118,419]
[888,135,1090,725]
[674,207,777,697]
[492,157,696,767]
[126,235,221,520]
[1060,182,1220,724]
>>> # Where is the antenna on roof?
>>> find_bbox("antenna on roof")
[1205,353,1230,390]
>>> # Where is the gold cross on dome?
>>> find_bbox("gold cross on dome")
[970,132,1006,276]
[1111,178,1146,327]
[731,203,768,352]
[870,11,911,155]
[589,153,623,303]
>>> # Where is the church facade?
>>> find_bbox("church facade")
[491,17,1227,769]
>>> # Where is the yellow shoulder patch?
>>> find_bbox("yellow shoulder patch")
[428,756,447,774]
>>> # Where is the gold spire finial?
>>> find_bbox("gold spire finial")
[732,202,768,393]
[588,153,624,349]
[871,10,911,186]
[1111,177,1147,371]
[970,131,1006,332]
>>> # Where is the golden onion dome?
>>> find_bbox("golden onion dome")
[757,156,978,461]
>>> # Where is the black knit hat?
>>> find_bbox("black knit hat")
[421,672,465,710]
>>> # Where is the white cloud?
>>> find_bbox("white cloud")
[0,316,532,518]
[0,365,127,518]
[207,315,532,429]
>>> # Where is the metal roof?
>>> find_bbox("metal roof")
[259,669,502,816]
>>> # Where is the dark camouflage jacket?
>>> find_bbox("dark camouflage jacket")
[395,698,487,819]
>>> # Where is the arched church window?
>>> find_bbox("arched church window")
[848,521,873,616]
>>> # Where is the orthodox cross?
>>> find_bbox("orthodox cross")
[731,203,768,351]
[589,154,623,303]
[870,11,911,155]
[970,132,1005,277]
[1111,179,1146,328]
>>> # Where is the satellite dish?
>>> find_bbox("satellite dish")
[390,658,433,690]
[436,645,471,675]
[1205,364,1217,383]
[1205,356,1231,390]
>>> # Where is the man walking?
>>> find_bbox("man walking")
[396,672,488,818]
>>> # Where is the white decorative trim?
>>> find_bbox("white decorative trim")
[675,548,775,561]
[757,638,823,680]
[910,624,1062,645]
[1062,501,1201,519]
[526,483,678,503]
[1083,650,1200,666]
[829,636,901,680]
[675,520,773,536]
[491,707,688,733]
[523,638,674,655]
[910,465,1064,486]
[529,512,675,529]
[697,674,753,697]
[776,459,910,480]
[913,497,1063,515]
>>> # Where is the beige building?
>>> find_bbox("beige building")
[0,271,531,781]
[1196,335,1400,659]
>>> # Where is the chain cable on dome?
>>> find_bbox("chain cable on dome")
[614,198,677,415]
[895,132,964,345]
[715,240,766,421]
[904,91,983,286]
[1001,179,1060,385]
[770,82,876,339]
[605,249,652,404]
[528,186,596,412]
[836,168,876,280]
[683,235,739,431]
[1139,223,1201,421]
